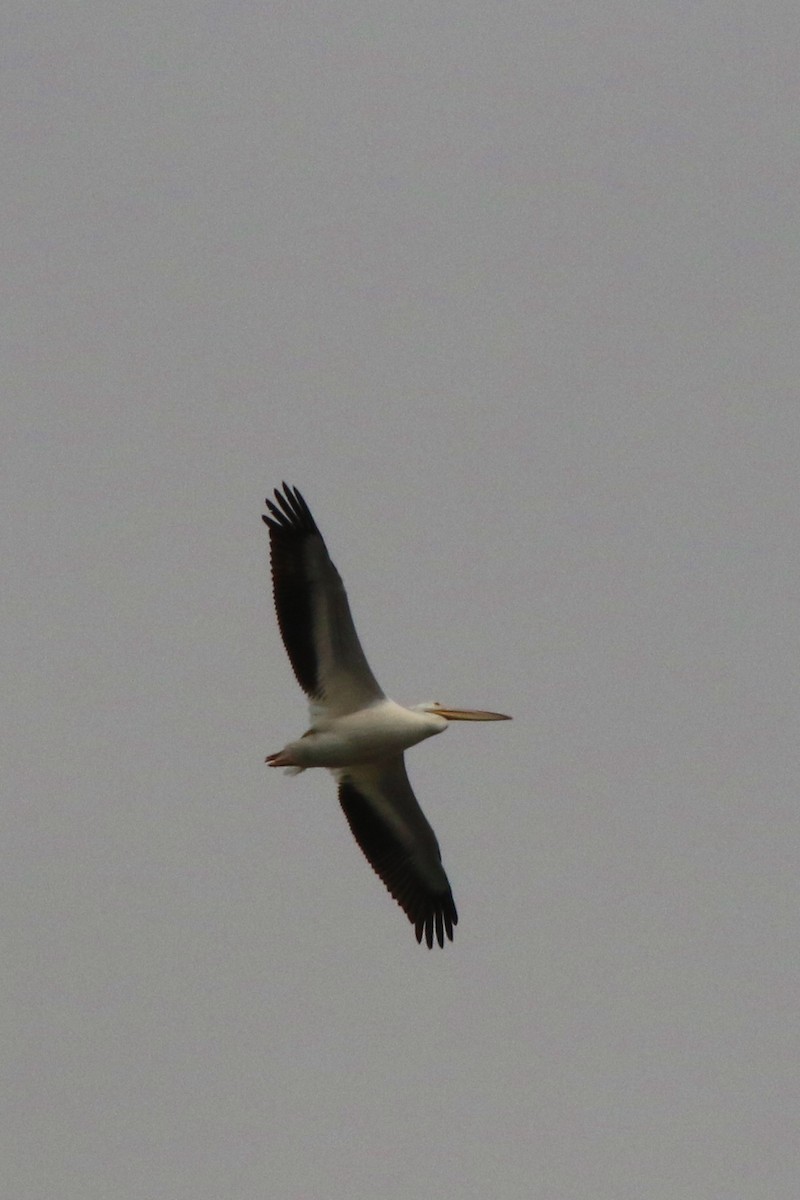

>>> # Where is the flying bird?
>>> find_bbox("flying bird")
[262,484,511,947]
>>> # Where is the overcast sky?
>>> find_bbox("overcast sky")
[4,3,800,1197]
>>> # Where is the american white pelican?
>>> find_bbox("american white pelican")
[262,484,510,947]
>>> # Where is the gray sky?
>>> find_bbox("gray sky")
[4,3,800,1197]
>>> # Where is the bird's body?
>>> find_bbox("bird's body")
[268,699,448,771]
[262,484,510,947]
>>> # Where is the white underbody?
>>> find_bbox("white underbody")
[273,698,448,770]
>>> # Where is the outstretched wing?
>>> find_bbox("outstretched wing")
[262,484,384,715]
[337,757,458,948]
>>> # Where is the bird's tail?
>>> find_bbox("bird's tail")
[265,751,306,776]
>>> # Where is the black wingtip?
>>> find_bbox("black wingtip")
[414,902,457,948]
[262,484,319,536]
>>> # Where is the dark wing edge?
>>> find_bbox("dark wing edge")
[338,765,458,948]
[261,483,384,708]
[261,483,324,698]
